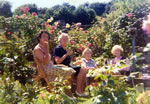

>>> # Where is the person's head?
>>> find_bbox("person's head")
[82,48,92,60]
[111,45,123,57]
[37,30,50,43]
[58,33,69,47]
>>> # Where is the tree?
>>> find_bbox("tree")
[0,0,12,17]
[62,3,76,11]
[89,2,106,16]
[54,7,74,24]
[38,7,48,20]
[74,7,96,24]
[87,9,96,23]
[80,2,90,9]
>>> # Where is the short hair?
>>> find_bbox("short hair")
[111,45,123,55]
[58,33,69,42]
[37,30,50,42]
[82,48,92,56]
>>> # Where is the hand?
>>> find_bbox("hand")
[87,67,95,70]
[76,57,81,61]
[66,49,73,56]
[74,60,82,65]
[43,41,49,51]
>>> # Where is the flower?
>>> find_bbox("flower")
[41,23,45,27]
[127,13,132,18]
[15,15,19,19]
[47,17,53,23]
[85,30,88,34]
[77,48,83,52]
[50,30,55,34]
[142,13,150,34]
[50,17,54,21]
[80,28,83,31]
[83,40,86,43]
[87,43,92,47]
[24,7,29,13]
[54,22,59,26]
[66,23,70,28]
[91,82,98,87]
[51,26,55,30]
[21,8,24,12]
[23,14,26,17]
[71,40,75,45]
[7,32,11,35]
[32,12,37,16]
[45,22,49,25]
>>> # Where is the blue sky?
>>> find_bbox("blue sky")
[6,0,111,11]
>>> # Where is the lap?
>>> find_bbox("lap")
[44,65,75,82]
[69,65,81,76]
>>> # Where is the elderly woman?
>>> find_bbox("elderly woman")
[33,30,75,83]
[81,48,97,71]
[53,33,87,97]
[111,45,130,76]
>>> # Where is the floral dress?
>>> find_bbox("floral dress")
[34,44,75,82]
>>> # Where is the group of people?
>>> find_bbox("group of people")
[33,30,130,97]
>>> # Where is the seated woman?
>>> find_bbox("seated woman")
[33,30,75,84]
[81,48,97,72]
[53,33,87,97]
[110,45,130,76]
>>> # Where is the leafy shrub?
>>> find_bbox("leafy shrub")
[89,75,137,104]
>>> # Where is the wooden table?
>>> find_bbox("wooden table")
[133,77,150,90]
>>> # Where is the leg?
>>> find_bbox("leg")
[76,67,87,94]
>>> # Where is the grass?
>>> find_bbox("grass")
[77,97,93,104]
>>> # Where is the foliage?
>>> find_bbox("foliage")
[89,75,137,104]
[10,13,42,40]
[136,91,150,104]
[13,3,97,25]
[0,75,40,104]
[89,2,106,16]
[0,40,35,84]
[0,0,150,103]
[0,73,76,104]
[13,4,38,16]
[74,7,96,25]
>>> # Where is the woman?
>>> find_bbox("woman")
[81,48,97,71]
[111,45,130,76]
[33,30,75,83]
[53,33,87,97]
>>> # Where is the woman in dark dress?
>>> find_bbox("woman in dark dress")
[53,33,87,97]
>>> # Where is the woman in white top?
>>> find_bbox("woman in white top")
[111,45,130,76]
[81,48,97,71]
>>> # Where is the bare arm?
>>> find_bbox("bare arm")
[55,49,72,64]
[55,54,68,64]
